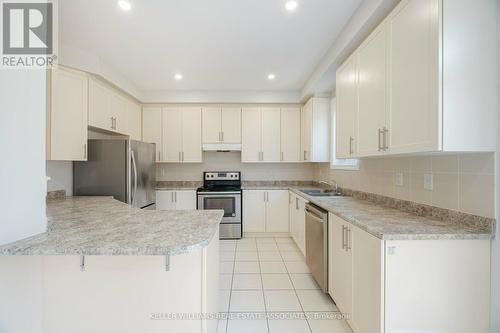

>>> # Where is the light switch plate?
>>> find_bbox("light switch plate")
[424,173,433,191]
[394,173,404,187]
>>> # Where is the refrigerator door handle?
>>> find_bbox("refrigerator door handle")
[131,150,138,207]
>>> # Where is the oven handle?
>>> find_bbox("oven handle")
[197,192,241,196]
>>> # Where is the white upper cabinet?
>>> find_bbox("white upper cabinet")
[202,107,241,146]
[162,107,202,163]
[221,107,241,143]
[357,24,388,157]
[261,107,281,162]
[335,55,358,159]
[301,97,330,162]
[142,106,162,162]
[241,107,261,162]
[280,107,301,162]
[336,0,497,157]
[127,100,142,141]
[181,107,202,162]
[47,66,88,161]
[202,107,222,144]
[88,78,113,131]
[88,76,140,138]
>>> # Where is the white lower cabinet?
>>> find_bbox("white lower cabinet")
[328,212,490,333]
[289,192,307,255]
[156,190,196,210]
[242,190,289,233]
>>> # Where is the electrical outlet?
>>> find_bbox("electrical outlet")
[423,173,433,191]
[394,173,404,187]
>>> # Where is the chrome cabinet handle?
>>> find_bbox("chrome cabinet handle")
[110,117,114,129]
[342,225,346,250]
[295,197,299,210]
[182,151,184,162]
[346,227,351,251]
[349,136,354,155]
[158,151,160,162]
[221,131,224,142]
[281,152,284,161]
[83,143,87,159]
[378,128,383,151]
[383,127,389,151]
[303,150,307,161]
[175,192,177,203]
[171,192,174,203]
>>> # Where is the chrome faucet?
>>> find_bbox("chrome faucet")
[318,180,341,194]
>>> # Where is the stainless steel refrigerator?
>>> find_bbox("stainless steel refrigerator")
[74,139,156,209]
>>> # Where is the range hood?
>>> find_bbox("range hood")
[202,143,242,151]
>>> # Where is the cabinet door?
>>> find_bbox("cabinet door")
[142,107,162,162]
[156,191,176,210]
[301,101,312,161]
[296,197,307,256]
[387,0,439,153]
[175,191,197,210]
[265,190,289,232]
[261,107,281,162]
[127,100,141,141]
[289,193,297,240]
[357,24,387,157]
[88,78,113,131]
[242,190,266,233]
[109,92,128,134]
[181,107,202,163]
[162,108,182,162]
[336,55,358,158]
[49,67,88,161]
[221,107,241,143]
[329,214,353,316]
[280,107,301,162]
[351,225,384,333]
[241,108,262,162]
[202,107,221,143]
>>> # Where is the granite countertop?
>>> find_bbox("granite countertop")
[156,181,202,190]
[288,188,493,241]
[0,196,223,256]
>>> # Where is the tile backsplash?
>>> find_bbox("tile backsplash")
[157,151,315,181]
[314,153,495,218]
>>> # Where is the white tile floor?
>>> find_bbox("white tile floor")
[218,237,353,333]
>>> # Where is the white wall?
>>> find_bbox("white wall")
[46,161,73,195]
[157,152,315,181]
[0,70,47,245]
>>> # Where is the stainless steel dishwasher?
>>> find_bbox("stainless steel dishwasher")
[305,203,328,293]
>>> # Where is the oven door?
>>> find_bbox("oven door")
[197,192,241,224]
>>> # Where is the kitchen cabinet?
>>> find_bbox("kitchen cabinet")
[336,0,497,157]
[88,76,141,138]
[280,107,301,162]
[356,23,387,157]
[301,97,330,162]
[156,190,197,210]
[328,212,490,333]
[335,54,358,158]
[202,107,241,144]
[241,107,281,163]
[242,190,289,233]
[142,106,162,162]
[126,99,142,141]
[46,66,88,161]
[162,107,202,163]
[289,192,307,255]
[329,213,353,319]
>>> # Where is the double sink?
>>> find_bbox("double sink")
[299,188,343,197]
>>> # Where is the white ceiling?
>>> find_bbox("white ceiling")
[59,0,362,94]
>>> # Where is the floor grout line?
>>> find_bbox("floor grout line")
[255,238,271,333]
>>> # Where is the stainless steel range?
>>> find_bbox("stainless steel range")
[197,172,242,239]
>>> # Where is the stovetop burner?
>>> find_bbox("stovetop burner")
[198,171,241,192]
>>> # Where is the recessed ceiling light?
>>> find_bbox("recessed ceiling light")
[268,73,276,80]
[174,73,183,80]
[117,0,131,11]
[285,0,298,11]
